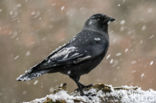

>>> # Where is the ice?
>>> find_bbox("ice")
[149,61,154,66]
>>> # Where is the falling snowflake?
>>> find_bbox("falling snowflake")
[33,80,39,85]
[149,61,154,66]
[61,6,65,11]
[116,52,122,56]
[120,20,126,25]
[14,55,20,60]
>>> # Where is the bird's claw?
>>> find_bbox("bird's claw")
[75,84,93,91]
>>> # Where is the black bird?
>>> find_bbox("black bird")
[17,13,115,95]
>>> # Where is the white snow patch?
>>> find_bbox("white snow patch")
[25,86,156,103]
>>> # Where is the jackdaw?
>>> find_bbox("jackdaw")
[17,13,115,95]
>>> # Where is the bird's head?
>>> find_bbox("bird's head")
[84,13,115,33]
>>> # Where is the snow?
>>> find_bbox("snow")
[14,55,20,60]
[147,8,153,13]
[9,11,14,16]
[120,20,126,25]
[0,9,2,12]
[131,60,137,64]
[67,70,71,75]
[124,48,129,53]
[94,37,101,41]
[149,61,154,66]
[149,35,154,39]
[141,73,145,79]
[141,25,146,31]
[116,52,122,56]
[16,3,22,8]
[25,85,156,103]
[106,54,111,60]
[117,4,121,7]
[25,51,31,56]
[33,80,39,85]
[61,6,65,11]
[110,59,114,64]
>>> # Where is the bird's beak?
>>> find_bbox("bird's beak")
[108,17,115,22]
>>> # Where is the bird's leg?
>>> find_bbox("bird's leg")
[79,83,93,89]
[74,80,85,96]
[69,75,84,95]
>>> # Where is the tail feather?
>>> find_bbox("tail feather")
[16,69,48,81]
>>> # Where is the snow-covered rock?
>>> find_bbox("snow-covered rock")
[24,83,156,103]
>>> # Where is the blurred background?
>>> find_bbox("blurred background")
[0,0,156,102]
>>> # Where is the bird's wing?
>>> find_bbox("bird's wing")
[46,46,91,66]
[33,45,91,71]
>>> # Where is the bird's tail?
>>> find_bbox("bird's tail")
[16,68,49,81]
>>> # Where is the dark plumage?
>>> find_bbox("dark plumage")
[17,13,115,95]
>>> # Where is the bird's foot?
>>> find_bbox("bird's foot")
[75,84,93,92]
